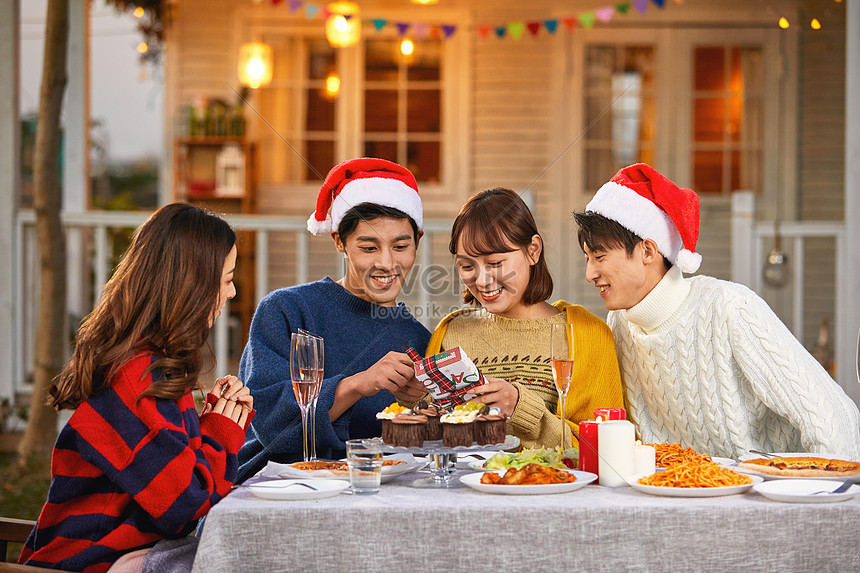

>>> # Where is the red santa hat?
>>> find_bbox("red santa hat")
[585,163,702,273]
[307,157,422,236]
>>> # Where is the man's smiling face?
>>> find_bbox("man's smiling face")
[334,216,419,307]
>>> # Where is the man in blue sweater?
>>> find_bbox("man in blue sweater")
[237,158,431,481]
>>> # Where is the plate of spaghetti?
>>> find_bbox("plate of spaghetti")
[647,442,731,468]
[626,459,762,497]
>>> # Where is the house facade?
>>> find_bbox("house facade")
[1,0,859,409]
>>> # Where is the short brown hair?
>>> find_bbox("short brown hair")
[449,188,553,305]
[573,211,671,269]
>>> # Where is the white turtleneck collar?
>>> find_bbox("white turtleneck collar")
[622,265,692,333]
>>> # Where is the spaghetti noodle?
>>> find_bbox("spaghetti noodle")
[647,442,713,468]
[638,459,752,488]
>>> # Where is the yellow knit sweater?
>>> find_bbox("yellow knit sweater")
[426,301,624,451]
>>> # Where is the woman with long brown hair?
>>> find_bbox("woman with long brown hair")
[427,188,623,451]
[20,203,254,573]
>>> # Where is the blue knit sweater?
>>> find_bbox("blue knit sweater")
[236,277,430,481]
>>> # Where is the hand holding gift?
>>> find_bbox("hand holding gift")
[406,346,486,410]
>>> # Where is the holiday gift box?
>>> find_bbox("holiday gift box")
[406,346,486,409]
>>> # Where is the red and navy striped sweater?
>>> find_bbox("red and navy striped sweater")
[19,353,252,573]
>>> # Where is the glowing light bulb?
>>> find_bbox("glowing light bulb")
[778,17,790,29]
[810,18,821,30]
[325,72,341,99]
[136,42,148,54]
[133,7,144,18]
[400,39,414,56]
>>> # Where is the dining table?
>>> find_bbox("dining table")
[192,467,860,572]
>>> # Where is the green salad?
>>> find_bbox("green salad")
[483,447,579,470]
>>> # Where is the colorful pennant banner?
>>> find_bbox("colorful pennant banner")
[270,0,679,41]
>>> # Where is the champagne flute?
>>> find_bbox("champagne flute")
[550,323,575,453]
[290,332,324,462]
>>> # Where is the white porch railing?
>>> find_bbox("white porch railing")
[10,210,453,400]
[731,191,853,396]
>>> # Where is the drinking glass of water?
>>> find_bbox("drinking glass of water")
[346,439,383,494]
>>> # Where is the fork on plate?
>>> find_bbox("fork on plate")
[810,480,854,495]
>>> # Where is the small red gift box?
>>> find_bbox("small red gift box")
[594,408,626,421]
[406,346,486,409]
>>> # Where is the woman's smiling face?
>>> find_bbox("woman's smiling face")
[455,235,540,319]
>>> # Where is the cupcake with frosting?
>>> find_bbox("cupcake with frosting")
[475,406,506,445]
[440,409,478,447]
[377,403,411,444]
[413,400,445,441]
[389,413,428,447]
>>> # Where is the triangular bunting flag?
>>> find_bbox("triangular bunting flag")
[343,13,352,21]
[544,19,559,34]
[373,19,387,31]
[441,25,457,39]
[321,8,331,20]
[562,16,577,31]
[633,0,649,13]
[494,26,507,39]
[429,26,441,40]
[527,21,542,37]
[477,25,491,39]
[305,3,319,18]
[596,7,615,22]
[651,0,666,7]
[271,0,284,5]
[413,22,429,39]
[616,3,631,14]
[288,0,301,12]
[579,12,596,29]
[508,22,525,40]
[396,22,411,36]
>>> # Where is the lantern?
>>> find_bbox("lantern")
[238,42,273,89]
[326,2,361,48]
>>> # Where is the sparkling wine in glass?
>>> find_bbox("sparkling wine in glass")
[551,323,575,452]
[290,332,323,462]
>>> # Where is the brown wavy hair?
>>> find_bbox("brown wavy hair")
[449,187,553,305]
[49,203,236,410]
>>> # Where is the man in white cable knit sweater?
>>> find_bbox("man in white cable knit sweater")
[573,163,860,459]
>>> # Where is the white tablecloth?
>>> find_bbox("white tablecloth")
[193,472,860,572]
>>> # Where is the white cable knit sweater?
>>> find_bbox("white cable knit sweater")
[608,265,860,459]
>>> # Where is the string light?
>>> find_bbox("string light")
[133,6,144,18]
[400,39,414,56]
[136,42,148,54]
[778,17,790,29]
[324,72,340,100]
[326,2,361,48]
[810,18,821,30]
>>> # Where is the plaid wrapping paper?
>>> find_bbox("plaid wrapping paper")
[406,346,486,409]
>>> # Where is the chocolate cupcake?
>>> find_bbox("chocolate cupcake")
[475,407,506,445]
[390,414,428,447]
[413,401,444,441]
[440,410,478,447]
[376,403,411,445]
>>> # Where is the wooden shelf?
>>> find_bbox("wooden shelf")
[172,136,257,351]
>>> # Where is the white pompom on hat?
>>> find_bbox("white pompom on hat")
[307,157,423,236]
[585,163,702,273]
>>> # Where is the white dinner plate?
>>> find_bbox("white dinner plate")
[710,457,736,466]
[261,453,426,483]
[459,469,596,495]
[753,479,860,503]
[734,452,860,482]
[626,473,762,497]
[247,479,349,501]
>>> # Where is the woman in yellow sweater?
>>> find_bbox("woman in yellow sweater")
[428,188,623,450]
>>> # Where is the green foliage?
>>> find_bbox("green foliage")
[0,452,50,562]
[104,0,166,64]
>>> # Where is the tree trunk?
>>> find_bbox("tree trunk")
[17,0,70,465]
